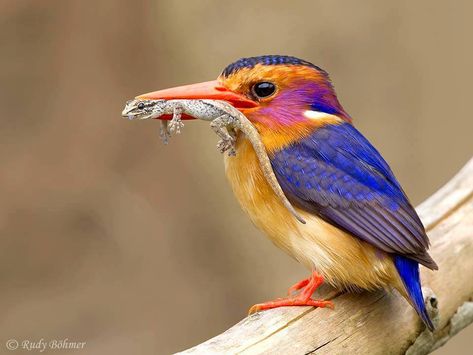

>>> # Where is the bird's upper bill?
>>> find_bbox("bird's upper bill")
[138,55,351,150]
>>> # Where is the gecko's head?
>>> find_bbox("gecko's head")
[121,99,166,120]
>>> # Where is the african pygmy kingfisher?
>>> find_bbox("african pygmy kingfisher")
[138,55,437,330]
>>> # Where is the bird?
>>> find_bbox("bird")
[137,55,438,330]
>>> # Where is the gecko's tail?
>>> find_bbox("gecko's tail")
[394,255,435,331]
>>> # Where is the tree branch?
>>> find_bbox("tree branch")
[178,158,473,355]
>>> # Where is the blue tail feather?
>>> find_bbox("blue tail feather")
[394,255,434,331]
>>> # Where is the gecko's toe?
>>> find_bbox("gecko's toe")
[169,120,184,134]
[216,137,236,154]
[216,140,227,153]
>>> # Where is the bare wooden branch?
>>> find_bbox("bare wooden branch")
[178,158,473,355]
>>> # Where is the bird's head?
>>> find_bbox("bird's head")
[138,55,351,152]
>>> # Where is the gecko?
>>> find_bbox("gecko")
[121,98,306,224]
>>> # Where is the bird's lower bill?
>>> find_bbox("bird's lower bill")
[154,113,197,121]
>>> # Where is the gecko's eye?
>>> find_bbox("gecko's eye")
[138,103,145,110]
[251,82,276,99]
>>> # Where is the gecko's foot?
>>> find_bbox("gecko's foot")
[216,137,236,155]
[169,117,184,134]
[159,121,171,144]
[249,271,333,314]
[160,128,171,145]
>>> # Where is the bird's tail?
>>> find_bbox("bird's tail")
[394,255,434,331]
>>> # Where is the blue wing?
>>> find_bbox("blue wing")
[271,122,437,269]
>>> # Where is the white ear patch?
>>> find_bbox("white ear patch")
[303,110,337,121]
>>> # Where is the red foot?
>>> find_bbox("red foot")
[249,271,334,314]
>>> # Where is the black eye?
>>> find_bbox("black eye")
[138,103,145,109]
[252,82,276,99]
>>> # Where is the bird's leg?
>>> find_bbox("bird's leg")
[210,114,237,156]
[159,120,171,144]
[168,105,184,134]
[287,277,310,296]
[248,271,333,314]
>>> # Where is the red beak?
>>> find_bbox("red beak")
[137,80,257,120]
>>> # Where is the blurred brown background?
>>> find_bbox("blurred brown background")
[0,1,472,354]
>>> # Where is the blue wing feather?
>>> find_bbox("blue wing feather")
[271,122,437,269]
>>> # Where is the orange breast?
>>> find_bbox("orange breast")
[224,133,299,254]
